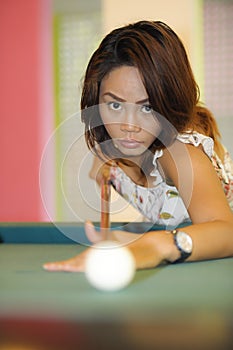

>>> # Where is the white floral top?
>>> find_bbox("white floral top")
[110,132,233,229]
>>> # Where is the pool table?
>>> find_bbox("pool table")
[0,222,232,350]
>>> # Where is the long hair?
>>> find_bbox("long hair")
[81,20,221,168]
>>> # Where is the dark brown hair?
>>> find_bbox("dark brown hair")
[81,20,221,163]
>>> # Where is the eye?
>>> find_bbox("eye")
[141,104,152,113]
[107,101,122,111]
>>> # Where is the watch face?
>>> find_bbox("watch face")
[176,231,192,253]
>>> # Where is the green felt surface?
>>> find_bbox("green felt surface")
[0,244,232,323]
[0,242,233,350]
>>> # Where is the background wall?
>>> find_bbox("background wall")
[102,0,204,93]
[0,0,54,221]
[0,0,232,222]
[203,0,233,157]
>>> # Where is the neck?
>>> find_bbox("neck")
[117,161,147,187]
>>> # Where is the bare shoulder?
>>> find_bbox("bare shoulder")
[159,141,232,222]
[158,140,209,180]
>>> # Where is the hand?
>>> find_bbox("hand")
[126,230,179,269]
[43,222,178,272]
[89,155,111,186]
[43,249,89,272]
[42,221,139,272]
[42,222,102,272]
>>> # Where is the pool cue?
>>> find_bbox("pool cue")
[100,167,111,240]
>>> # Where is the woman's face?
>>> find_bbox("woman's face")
[99,66,161,158]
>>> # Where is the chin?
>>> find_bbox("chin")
[117,147,146,158]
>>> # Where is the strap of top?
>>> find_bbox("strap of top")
[150,131,214,180]
[151,131,214,164]
[176,131,214,158]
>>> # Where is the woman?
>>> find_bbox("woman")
[44,21,233,271]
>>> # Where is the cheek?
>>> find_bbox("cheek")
[142,120,161,140]
[99,106,121,136]
[99,105,114,127]
[104,124,119,138]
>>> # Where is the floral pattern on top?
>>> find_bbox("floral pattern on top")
[110,131,233,228]
[211,148,233,210]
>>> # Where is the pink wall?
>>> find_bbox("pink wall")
[0,0,54,221]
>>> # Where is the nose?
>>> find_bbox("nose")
[120,109,141,133]
[120,122,141,133]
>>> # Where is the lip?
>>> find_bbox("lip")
[118,139,143,149]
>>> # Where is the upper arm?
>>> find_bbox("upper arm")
[160,142,233,224]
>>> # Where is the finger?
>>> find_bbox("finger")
[43,261,66,271]
[43,256,85,272]
[85,220,104,243]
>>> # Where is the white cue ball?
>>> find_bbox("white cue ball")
[85,240,136,291]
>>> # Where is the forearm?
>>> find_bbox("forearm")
[178,220,233,261]
[43,219,233,273]
[121,220,233,269]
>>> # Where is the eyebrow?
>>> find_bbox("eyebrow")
[102,92,149,104]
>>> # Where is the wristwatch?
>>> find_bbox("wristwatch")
[171,229,193,263]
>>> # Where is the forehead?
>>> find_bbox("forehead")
[100,66,148,101]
